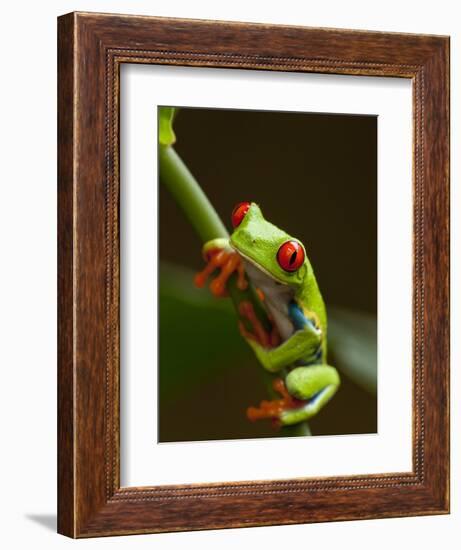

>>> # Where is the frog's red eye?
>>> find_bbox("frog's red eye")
[277,241,305,272]
[231,202,251,228]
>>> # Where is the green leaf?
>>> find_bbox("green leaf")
[158,107,177,146]
[159,262,248,400]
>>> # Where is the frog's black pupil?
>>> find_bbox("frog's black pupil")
[289,251,297,265]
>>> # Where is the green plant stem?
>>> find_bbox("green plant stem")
[159,146,228,242]
[159,143,311,437]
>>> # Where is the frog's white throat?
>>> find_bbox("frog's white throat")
[240,257,295,341]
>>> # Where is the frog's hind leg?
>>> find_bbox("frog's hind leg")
[280,365,340,426]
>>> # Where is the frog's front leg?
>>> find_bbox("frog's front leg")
[194,238,248,297]
[239,300,322,372]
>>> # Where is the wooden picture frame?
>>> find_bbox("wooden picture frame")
[57,11,450,537]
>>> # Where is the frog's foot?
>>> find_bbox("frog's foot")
[194,246,248,298]
[238,300,280,349]
[247,378,304,425]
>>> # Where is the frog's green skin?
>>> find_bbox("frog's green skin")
[204,203,340,426]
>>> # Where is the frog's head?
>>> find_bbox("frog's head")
[229,202,311,289]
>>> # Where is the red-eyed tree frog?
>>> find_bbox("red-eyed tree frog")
[195,202,340,427]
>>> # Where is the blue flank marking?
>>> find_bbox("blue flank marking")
[288,301,322,364]
[288,300,309,330]
[287,300,318,331]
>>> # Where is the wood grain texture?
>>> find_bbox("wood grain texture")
[57,11,450,538]
[57,13,75,537]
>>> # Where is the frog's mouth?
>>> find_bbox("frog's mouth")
[234,249,296,341]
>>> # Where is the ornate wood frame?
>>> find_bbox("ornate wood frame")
[57,12,450,537]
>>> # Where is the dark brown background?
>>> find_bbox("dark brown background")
[158,106,377,442]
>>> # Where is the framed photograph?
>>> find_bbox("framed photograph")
[58,12,450,537]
